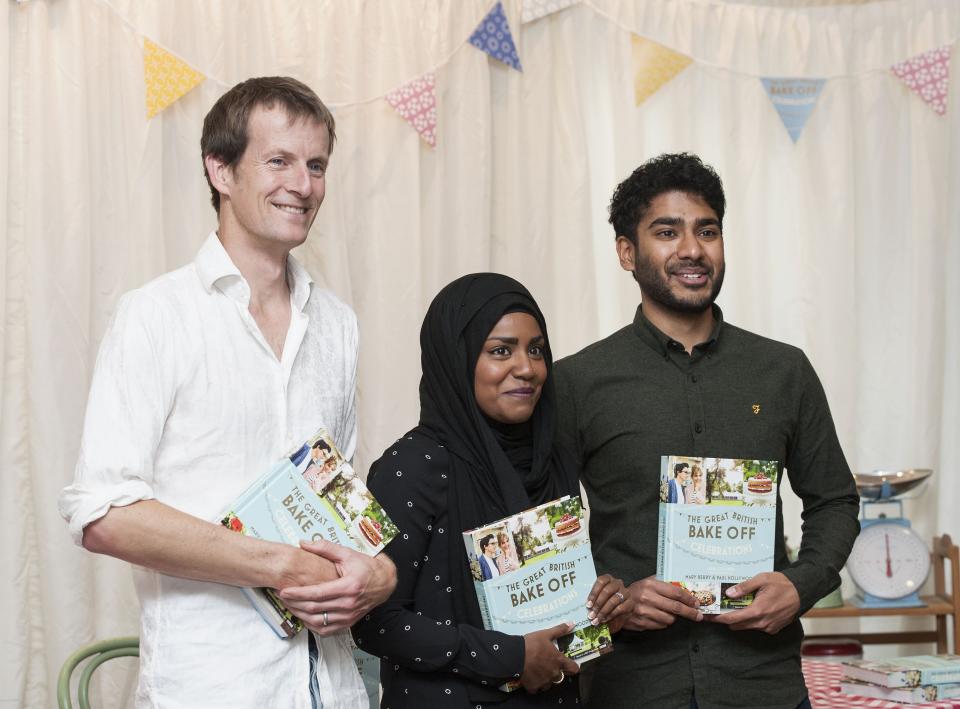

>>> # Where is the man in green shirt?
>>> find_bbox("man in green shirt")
[554,153,859,709]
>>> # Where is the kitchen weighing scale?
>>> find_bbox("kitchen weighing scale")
[846,468,933,609]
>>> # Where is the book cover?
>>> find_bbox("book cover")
[841,654,960,688]
[656,456,778,614]
[840,677,960,702]
[462,495,613,691]
[221,429,399,637]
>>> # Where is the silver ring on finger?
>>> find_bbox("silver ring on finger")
[615,591,626,603]
[322,611,329,627]
[552,670,565,684]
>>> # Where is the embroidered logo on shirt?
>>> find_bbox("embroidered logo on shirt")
[752,404,761,415]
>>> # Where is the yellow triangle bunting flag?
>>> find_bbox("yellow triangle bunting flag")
[631,35,693,106]
[143,38,206,119]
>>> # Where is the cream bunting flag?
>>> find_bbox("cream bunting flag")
[520,0,577,24]
[631,35,693,106]
[143,38,205,119]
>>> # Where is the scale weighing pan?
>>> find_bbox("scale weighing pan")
[853,468,933,500]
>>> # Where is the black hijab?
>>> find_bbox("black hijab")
[412,273,578,629]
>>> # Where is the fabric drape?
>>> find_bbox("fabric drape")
[3,1,959,706]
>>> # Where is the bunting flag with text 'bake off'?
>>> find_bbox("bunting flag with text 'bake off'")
[520,0,577,24]
[891,45,951,116]
[469,1,522,71]
[760,78,826,142]
[631,35,693,106]
[385,73,438,147]
[143,38,205,119]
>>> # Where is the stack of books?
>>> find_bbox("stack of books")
[839,654,960,703]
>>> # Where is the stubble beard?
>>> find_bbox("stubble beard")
[633,258,725,314]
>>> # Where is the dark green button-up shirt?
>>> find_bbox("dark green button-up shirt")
[554,305,859,709]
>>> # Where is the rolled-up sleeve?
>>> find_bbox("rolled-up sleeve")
[59,291,177,544]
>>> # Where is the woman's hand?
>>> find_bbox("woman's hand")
[586,574,634,633]
[519,622,580,693]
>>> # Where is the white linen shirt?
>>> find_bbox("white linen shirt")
[59,233,366,709]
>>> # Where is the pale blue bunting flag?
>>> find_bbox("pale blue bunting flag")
[760,78,826,143]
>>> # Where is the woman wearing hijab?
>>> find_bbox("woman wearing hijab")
[352,274,632,708]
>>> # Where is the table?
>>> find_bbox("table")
[804,659,960,709]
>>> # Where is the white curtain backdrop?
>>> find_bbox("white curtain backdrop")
[2,0,959,706]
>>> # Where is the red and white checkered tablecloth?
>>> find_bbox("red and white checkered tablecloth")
[803,659,960,709]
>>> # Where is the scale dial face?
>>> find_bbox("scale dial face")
[848,523,930,600]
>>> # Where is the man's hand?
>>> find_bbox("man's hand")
[586,574,634,633]
[519,622,580,694]
[704,571,800,634]
[621,575,702,631]
[277,539,397,636]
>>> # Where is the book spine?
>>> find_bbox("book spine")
[241,587,301,639]
[841,681,960,702]
[473,579,493,630]
[841,682,917,702]
[657,502,667,580]
[656,456,669,580]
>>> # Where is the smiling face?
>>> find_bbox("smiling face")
[617,190,725,318]
[473,312,547,425]
[207,105,330,256]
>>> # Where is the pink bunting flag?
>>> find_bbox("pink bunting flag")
[386,72,438,147]
[891,45,951,116]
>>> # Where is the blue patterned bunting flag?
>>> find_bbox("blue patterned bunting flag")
[760,78,826,143]
[469,1,522,71]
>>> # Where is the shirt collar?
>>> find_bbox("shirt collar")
[632,303,724,357]
[194,231,314,311]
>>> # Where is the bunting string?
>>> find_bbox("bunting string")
[93,0,958,136]
[580,0,957,81]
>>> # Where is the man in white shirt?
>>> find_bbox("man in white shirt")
[59,77,396,709]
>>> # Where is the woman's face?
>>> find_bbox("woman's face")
[474,312,547,424]
[693,471,702,484]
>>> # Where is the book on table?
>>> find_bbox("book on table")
[656,455,779,613]
[462,495,613,691]
[840,677,960,703]
[220,428,399,638]
[841,654,960,688]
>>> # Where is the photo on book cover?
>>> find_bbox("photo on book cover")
[291,430,349,494]
[287,430,399,553]
[323,474,399,553]
[659,457,778,508]
[466,497,587,582]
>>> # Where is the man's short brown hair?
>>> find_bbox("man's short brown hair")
[201,76,336,213]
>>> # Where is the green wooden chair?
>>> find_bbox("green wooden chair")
[57,636,139,709]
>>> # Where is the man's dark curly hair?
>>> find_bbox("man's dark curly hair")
[608,153,725,243]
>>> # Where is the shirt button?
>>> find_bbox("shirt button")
[691,374,698,383]
[695,423,703,434]
[692,643,700,653]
